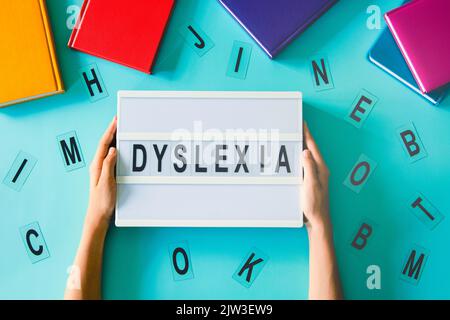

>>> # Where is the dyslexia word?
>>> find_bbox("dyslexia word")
[128,142,295,178]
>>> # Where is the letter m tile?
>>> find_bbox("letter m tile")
[400,245,429,285]
[57,131,85,172]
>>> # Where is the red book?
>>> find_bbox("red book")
[68,0,174,74]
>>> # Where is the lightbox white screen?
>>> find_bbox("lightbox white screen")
[116,91,303,227]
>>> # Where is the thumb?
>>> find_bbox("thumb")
[302,149,319,187]
[100,147,117,182]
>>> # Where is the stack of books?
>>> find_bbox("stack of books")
[369,0,450,105]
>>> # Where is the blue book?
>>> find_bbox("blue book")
[368,27,447,105]
[219,0,337,59]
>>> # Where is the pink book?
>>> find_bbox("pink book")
[385,0,450,93]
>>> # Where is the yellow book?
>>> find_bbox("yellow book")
[0,0,64,108]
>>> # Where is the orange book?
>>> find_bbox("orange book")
[0,0,64,108]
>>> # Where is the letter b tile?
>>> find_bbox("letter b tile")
[397,122,427,163]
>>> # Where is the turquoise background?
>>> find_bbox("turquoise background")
[1,0,449,299]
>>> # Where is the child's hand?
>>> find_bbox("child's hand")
[302,122,331,233]
[85,116,117,231]
[65,117,117,300]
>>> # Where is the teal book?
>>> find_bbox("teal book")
[369,27,447,105]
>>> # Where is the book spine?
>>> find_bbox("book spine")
[384,5,428,93]
[38,0,64,92]
[67,0,90,48]
[384,12,427,93]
